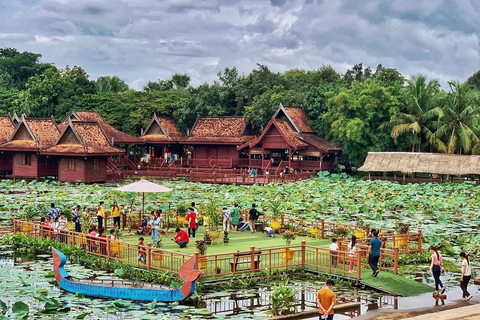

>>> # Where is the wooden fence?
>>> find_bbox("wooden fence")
[14,219,402,280]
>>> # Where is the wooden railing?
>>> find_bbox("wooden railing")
[13,219,401,280]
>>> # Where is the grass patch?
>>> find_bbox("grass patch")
[360,269,432,296]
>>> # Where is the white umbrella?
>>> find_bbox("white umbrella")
[115,180,172,223]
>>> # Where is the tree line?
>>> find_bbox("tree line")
[2,47,480,168]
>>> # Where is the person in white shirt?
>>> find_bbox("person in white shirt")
[460,252,472,301]
[264,226,274,237]
[329,238,338,268]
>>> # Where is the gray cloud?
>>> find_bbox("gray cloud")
[0,0,478,90]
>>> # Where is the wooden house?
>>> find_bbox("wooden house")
[181,117,255,168]
[237,105,341,171]
[0,116,16,173]
[0,116,60,180]
[42,120,124,183]
[141,114,185,162]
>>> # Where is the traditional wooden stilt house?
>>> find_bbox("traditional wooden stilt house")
[180,116,255,168]
[0,116,60,180]
[237,104,341,172]
[140,114,185,165]
[0,116,16,173]
[42,120,124,182]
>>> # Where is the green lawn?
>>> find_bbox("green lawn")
[358,269,432,296]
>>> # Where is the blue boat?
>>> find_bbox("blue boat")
[52,248,202,302]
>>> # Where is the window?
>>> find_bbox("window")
[93,158,99,170]
[68,158,75,170]
[22,154,31,166]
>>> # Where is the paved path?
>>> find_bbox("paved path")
[403,304,480,319]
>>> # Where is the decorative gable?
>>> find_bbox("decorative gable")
[145,121,164,136]
[58,127,81,145]
[13,124,34,141]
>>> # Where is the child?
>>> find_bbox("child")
[88,225,97,252]
[264,226,274,238]
[98,227,107,256]
[329,238,338,268]
[347,235,357,273]
[138,237,146,264]
[222,207,231,232]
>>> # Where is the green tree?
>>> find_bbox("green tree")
[95,76,129,93]
[429,81,480,154]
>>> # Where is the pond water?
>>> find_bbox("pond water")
[0,246,477,319]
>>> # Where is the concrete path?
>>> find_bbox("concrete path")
[403,304,480,319]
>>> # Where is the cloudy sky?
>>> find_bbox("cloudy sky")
[1,0,479,90]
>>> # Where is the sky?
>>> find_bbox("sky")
[0,0,479,90]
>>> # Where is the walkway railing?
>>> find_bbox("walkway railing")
[13,219,401,280]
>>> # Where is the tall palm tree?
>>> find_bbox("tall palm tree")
[381,75,442,152]
[428,81,480,154]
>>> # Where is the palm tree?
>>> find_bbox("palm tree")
[381,75,442,152]
[428,81,480,154]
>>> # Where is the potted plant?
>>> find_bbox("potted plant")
[396,223,410,247]
[334,225,350,251]
[110,226,123,256]
[152,237,163,263]
[269,198,284,231]
[310,223,320,238]
[205,199,221,241]
[176,202,189,225]
[203,232,212,245]
[281,231,296,261]
[223,230,229,244]
[354,219,366,239]
[195,240,208,270]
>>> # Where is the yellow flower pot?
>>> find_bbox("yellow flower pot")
[396,236,407,247]
[354,230,365,239]
[311,227,320,236]
[197,257,207,270]
[22,224,33,233]
[282,248,295,261]
[111,241,123,255]
[271,220,281,230]
[177,216,186,224]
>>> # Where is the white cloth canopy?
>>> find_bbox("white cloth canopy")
[115,180,172,193]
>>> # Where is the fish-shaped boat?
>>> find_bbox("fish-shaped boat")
[52,248,202,302]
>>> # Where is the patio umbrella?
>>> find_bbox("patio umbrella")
[115,180,172,223]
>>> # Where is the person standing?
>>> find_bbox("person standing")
[111,201,123,229]
[230,204,241,232]
[329,238,338,268]
[148,212,160,246]
[185,208,197,238]
[73,205,81,233]
[97,201,105,230]
[347,235,357,273]
[48,203,61,221]
[222,207,231,232]
[191,202,200,232]
[248,204,263,234]
[368,230,381,277]
[459,252,473,301]
[58,213,68,243]
[172,228,189,248]
[137,237,146,264]
[316,279,336,320]
[429,245,445,294]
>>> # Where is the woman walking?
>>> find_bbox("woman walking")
[347,235,357,273]
[459,252,473,301]
[429,246,445,294]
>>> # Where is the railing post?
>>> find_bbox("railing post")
[417,230,422,254]
[147,244,152,270]
[72,230,76,246]
[107,237,111,260]
[301,240,306,268]
[250,246,255,272]
[356,249,362,280]
[366,223,370,236]
[194,252,199,271]
[281,214,284,229]
[393,247,399,274]
[321,219,325,239]
[13,218,17,234]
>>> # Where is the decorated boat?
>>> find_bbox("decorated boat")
[52,248,201,302]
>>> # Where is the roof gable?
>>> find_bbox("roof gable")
[58,126,82,145]
[273,104,314,133]
[12,122,35,142]
[0,116,59,150]
[0,116,15,144]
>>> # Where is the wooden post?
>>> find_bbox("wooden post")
[72,230,76,247]
[301,240,306,268]
[194,252,199,271]
[356,250,362,280]
[250,246,255,272]
[122,213,127,230]
[13,218,17,234]
[366,224,370,236]
[321,219,325,239]
[418,230,422,254]
[281,214,284,229]
[147,244,152,270]
[393,247,399,274]
[107,237,111,260]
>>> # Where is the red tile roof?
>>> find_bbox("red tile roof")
[275,120,309,148]
[300,134,342,152]
[183,117,252,144]
[0,117,59,151]
[282,107,314,133]
[69,111,143,145]
[42,121,124,156]
[0,116,15,144]
[142,115,185,144]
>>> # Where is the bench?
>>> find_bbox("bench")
[229,250,262,272]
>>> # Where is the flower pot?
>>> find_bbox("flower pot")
[223,238,229,244]
[205,239,212,245]
[354,230,365,239]
[282,248,295,261]
[197,257,207,270]
[110,241,123,255]
[152,252,163,262]
[67,221,74,230]
[396,236,407,247]
[271,220,281,230]
[310,227,320,236]
[177,216,186,224]
[22,224,33,233]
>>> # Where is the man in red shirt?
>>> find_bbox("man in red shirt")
[185,207,197,238]
[172,228,189,248]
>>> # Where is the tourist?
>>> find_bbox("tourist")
[284,166,289,174]
[222,207,231,232]
[108,229,116,240]
[148,211,160,245]
[191,202,200,231]
[238,220,249,231]
[248,203,263,234]
[230,203,241,232]
[88,225,97,252]
[367,228,376,239]
[51,217,60,240]
[459,252,472,301]
[58,213,68,243]
[137,237,146,264]
[264,226,274,238]
[329,238,338,268]
[172,227,189,248]
[368,230,381,277]
[252,168,257,182]
[347,235,357,273]
[98,227,107,255]
[97,201,105,229]
[73,205,81,232]
[48,203,61,221]
[111,201,123,229]
[316,279,336,320]
[429,245,445,294]
[185,208,197,238]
